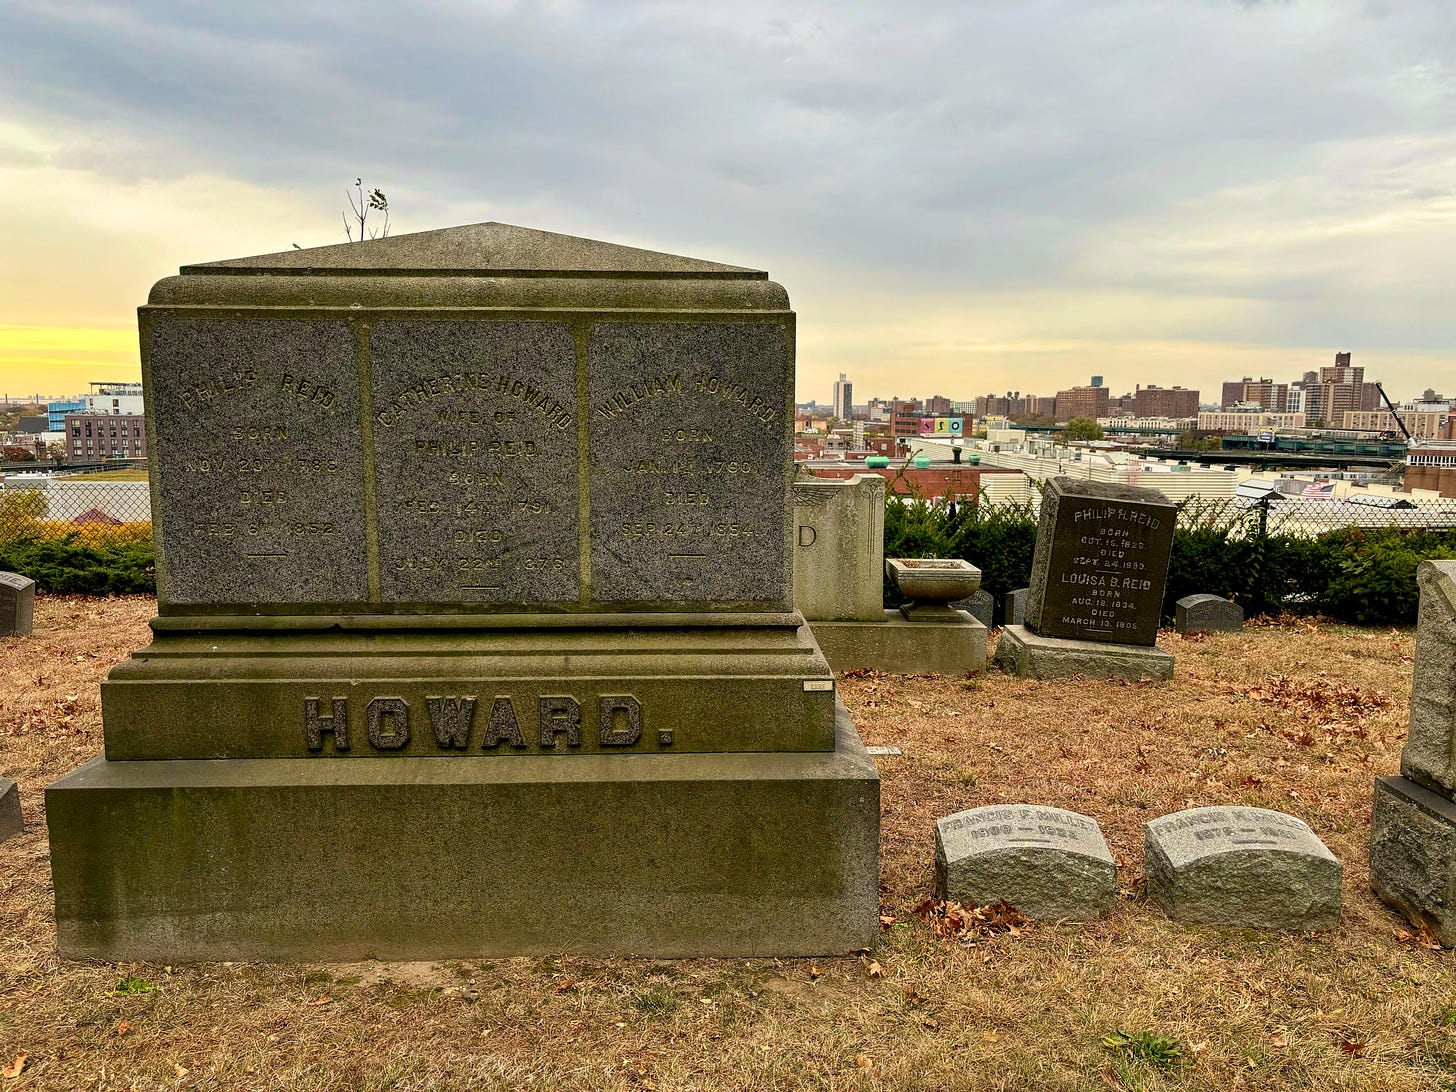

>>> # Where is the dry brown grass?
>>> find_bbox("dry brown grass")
[2,598,1453,1091]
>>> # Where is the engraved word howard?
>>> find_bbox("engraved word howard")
[303,694,671,753]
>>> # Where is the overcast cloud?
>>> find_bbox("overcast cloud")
[2,0,1454,400]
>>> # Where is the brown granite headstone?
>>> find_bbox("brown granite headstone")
[1024,477,1176,647]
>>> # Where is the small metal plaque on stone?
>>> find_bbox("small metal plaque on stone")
[1026,477,1175,646]
[368,321,581,605]
[587,322,791,607]
[1145,806,1342,931]
[147,316,370,606]
[934,804,1116,921]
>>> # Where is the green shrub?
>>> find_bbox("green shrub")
[878,486,1455,627]
[0,527,155,594]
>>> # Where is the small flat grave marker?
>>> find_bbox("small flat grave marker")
[935,804,1116,920]
[1145,806,1341,931]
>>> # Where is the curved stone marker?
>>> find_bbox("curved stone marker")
[934,804,1116,920]
[1145,806,1341,931]
[0,778,20,842]
[1174,594,1244,635]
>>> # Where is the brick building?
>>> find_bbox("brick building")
[1054,386,1109,422]
[1132,385,1199,418]
[1220,377,1289,412]
[65,413,146,460]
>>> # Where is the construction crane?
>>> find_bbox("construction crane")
[1375,382,1413,442]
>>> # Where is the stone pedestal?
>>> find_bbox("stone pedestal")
[47,223,879,960]
[810,609,987,675]
[50,702,877,960]
[1371,561,1456,943]
[792,475,884,622]
[994,625,1172,682]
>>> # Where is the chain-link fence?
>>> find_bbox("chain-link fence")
[0,472,154,592]
[1175,494,1456,536]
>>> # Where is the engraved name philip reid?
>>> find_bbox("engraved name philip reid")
[303,694,670,753]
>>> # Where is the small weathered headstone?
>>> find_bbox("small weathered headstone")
[1005,587,1029,627]
[1371,560,1456,943]
[935,804,1116,920]
[0,778,20,842]
[951,588,995,629]
[0,572,36,637]
[1175,594,1244,634]
[1145,806,1341,931]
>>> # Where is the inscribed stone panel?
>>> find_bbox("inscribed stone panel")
[587,322,790,606]
[147,317,368,606]
[369,321,580,605]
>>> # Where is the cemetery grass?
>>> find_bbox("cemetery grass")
[2,599,1453,1091]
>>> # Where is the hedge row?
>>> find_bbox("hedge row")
[884,492,1456,627]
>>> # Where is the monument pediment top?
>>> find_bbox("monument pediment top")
[180,222,768,280]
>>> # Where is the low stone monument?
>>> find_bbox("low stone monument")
[1145,806,1341,931]
[934,804,1116,920]
[0,572,35,637]
[0,779,20,842]
[995,477,1175,681]
[1371,559,1456,944]
[793,477,986,674]
[45,222,880,960]
[1174,593,1244,635]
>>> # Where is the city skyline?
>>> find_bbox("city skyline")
[3,3,1456,401]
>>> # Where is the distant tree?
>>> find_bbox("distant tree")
[1062,416,1105,442]
[343,178,390,242]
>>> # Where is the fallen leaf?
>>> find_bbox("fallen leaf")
[2,1054,25,1079]
[1340,1037,1368,1057]
[866,961,883,979]
[172,1062,190,1077]
[116,1020,132,1036]
[307,994,333,1006]
[854,1054,872,1070]
[809,965,823,980]
[878,915,898,929]
[1269,1032,1288,1049]
[554,980,576,993]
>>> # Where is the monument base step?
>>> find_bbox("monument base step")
[47,702,880,962]
[993,625,1174,681]
[1371,775,1456,945]
[808,611,987,676]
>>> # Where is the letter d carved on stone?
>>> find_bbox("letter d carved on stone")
[599,695,642,747]
[304,697,350,752]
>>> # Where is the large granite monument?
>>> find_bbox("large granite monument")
[995,477,1176,681]
[1371,560,1456,944]
[46,223,880,960]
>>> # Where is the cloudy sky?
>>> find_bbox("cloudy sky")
[2,0,1454,406]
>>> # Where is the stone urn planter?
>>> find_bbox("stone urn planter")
[886,558,982,621]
